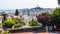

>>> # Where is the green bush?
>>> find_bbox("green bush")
[3,20,15,28]
[29,19,39,26]
[12,18,25,27]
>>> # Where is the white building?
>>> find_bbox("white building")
[22,15,37,27]
[0,15,3,32]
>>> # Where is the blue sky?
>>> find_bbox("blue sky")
[0,0,59,9]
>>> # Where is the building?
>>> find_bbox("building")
[0,15,3,32]
[58,0,60,5]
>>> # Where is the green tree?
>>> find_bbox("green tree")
[51,7,60,30]
[3,20,15,28]
[29,19,39,26]
[15,9,19,16]
[53,8,60,16]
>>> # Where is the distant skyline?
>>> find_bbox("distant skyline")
[0,0,59,10]
[58,0,60,5]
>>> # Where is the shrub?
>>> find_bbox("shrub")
[29,19,39,26]
[3,20,15,28]
[12,18,25,27]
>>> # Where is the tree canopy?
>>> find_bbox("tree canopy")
[53,8,60,16]
[52,7,60,28]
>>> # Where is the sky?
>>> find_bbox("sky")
[0,0,59,10]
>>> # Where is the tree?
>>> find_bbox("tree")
[36,12,51,27]
[53,8,60,16]
[3,20,15,28]
[29,19,39,26]
[1,12,8,22]
[51,7,60,30]
[15,9,19,16]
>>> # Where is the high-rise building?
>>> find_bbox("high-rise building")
[58,0,60,5]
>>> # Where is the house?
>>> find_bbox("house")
[0,15,4,32]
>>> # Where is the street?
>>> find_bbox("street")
[12,32,60,34]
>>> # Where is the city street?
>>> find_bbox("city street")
[12,32,59,34]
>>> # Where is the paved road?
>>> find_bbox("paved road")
[49,33,59,34]
[12,32,60,34]
[49,32,60,34]
[13,32,59,34]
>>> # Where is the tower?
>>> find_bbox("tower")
[37,4,39,7]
